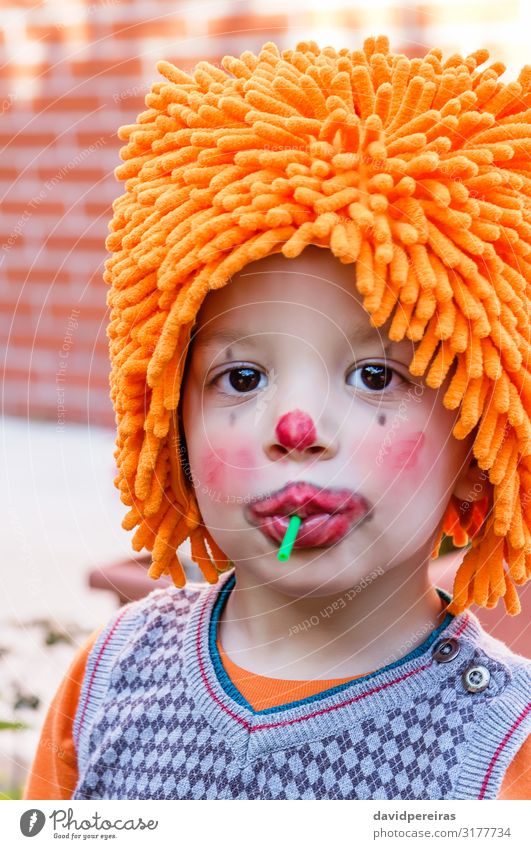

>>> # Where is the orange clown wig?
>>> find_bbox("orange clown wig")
[104,35,531,616]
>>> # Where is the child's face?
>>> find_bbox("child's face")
[179,246,474,597]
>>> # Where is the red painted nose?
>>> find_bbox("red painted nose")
[275,409,317,451]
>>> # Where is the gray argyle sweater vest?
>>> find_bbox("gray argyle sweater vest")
[72,568,531,800]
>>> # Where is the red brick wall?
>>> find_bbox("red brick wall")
[1,1,528,427]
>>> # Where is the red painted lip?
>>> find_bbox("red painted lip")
[245,481,370,548]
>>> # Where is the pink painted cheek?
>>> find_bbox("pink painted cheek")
[345,432,427,486]
[385,431,426,473]
[200,445,258,491]
[201,447,229,490]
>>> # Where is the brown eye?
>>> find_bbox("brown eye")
[347,363,396,392]
[229,367,261,392]
[211,364,267,396]
[211,366,266,395]
[361,364,392,391]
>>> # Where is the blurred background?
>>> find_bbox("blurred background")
[1,0,530,798]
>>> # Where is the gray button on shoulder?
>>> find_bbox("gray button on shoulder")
[432,637,460,663]
[462,664,491,693]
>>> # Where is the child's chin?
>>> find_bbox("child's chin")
[265,569,359,601]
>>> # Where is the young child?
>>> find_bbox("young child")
[25,34,531,800]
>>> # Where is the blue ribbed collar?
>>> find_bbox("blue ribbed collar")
[207,570,455,715]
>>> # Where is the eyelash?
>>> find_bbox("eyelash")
[210,362,407,396]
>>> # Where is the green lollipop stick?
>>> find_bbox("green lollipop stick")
[277,514,302,561]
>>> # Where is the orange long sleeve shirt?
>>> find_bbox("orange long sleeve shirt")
[24,627,530,800]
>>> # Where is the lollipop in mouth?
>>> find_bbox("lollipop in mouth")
[277,515,302,561]
[247,481,371,557]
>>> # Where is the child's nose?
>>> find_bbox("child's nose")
[273,409,333,458]
[275,409,316,450]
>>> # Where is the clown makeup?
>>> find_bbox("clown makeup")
[177,246,478,677]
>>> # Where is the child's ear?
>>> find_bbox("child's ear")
[451,451,487,504]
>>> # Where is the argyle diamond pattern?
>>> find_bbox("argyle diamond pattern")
[73,581,530,800]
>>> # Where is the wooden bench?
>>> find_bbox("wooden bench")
[88,550,204,605]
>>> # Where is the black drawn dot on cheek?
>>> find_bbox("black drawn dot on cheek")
[377,414,386,426]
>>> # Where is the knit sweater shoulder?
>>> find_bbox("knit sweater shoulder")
[72,568,531,800]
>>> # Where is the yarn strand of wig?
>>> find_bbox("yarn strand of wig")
[104,35,531,613]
